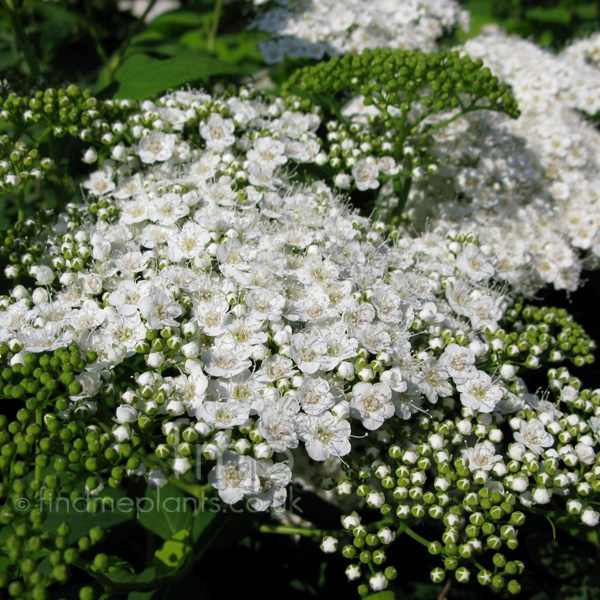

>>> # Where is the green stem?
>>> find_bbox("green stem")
[104,0,160,84]
[169,478,214,499]
[397,522,431,547]
[389,175,412,223]
[259,524,339,538]
[17,188,25,222]
[429,106,477,133]
[2,0,40,76]
[207,0,224,52]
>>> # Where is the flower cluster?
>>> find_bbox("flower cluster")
[1,87,522,512]
[288,37,600,295]
[1,77,600,598]
[250,0,469,63]
[323,354,600,594]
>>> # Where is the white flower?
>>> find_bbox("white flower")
[82,148,98,163]
[345,564,361,581]
[439,343,477,383]
[290,331,329,374]
[320,536,338,553]
[116,404,138,424]
[349,382,394,430]
[172,457,192,475]
[138,289,183,329]
[83,168,115,196]
[369,572,388,592]
[532,487,551,504]
[138,131,177,163]
[247,460,292,511]
[148,471,168,489]
[297,377,336,415]
[514,419,554,455]
[246,288,285,322]
[456,371,503,413]
[29,266,54,285]
[150,193,190,226]
[352,159,380,191]
[461,441,502,472]
[107,279,151,316]
[456,243,495,282]
[575,442,596,465]
[200,114,235,151]
[582,508,600,527]
[298,411,351,461]
[208,450,260,505]
[202,334,252,378]
[247,137,287,170]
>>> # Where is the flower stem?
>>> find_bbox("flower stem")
[2,0,40,77]
[397,522,430,547]
[17,189,25,222]
[208,0,224,52]
[259,524,335,537]
[169,478,214,499]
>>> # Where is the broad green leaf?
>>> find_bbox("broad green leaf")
[191,503,218,543]
[138,483,194,540]
[33,2,85,59]
[463,0,495,17]
[538,30,555,48]
[41,487,135,543]
[104,565,156,585]
[127,31,187,58]
[147,10,212,35]
[180,30,265,66]
[128,572,212,600]
[90,554,135,575]
[525,7,572,24]
[112,52,242,100]
[194,509,258,555]
[154,528,193,577]
[575,4,599,20]
[365,592,396,600]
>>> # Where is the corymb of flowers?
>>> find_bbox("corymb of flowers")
[1,83,600,595]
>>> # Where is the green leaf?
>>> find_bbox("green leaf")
[191,503,218,544]
[180,30,265,66]
[112,51,242,100]
[41,487,135,543]
[90,554,135,575]
[127,31,187,58]
[524,7,572,24]
[575,4,599,20]
[32,2,84,60]
[462,0,495,17]
[105,566,157,585]
[137,483,194,540]
[365,592,396,600]
[153,528,193,577]
[0,554,17,578]
[538,30,555,48]
[147,10,212,35]
[128,572,212,600]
